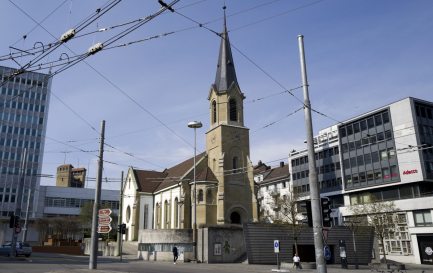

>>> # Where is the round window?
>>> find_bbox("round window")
[126,205,131,223]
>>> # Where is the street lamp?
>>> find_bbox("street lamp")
[188,121,202,262]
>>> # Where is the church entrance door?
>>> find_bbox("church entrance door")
[230,211,241,224]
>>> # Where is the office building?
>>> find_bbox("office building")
[0,66,52,218]
[287,97,433,264]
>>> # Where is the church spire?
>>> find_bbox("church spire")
[214,6,238,93]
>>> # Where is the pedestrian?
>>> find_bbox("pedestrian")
[293,253,301,269]
[172,246,178,264]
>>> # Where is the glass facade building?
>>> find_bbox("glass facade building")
[0,66,52,218]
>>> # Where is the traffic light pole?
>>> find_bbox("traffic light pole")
[10,148,27,257]
[116,171,124,259]
[298,35,327,273]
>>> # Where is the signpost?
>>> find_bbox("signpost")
[98,225,112,234]
[98,208,112,217]
[274,240,280,270]
[97,209,112,234]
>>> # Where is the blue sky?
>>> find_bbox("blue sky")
[1,0,432,190]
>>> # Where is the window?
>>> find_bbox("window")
[340,127,346,137]
[229,99,237,121]
[375,114,382,126]
[354,123,360,133]
[212,100,217,124]
[347,125,353,135]
[367,117,375,128]
[143,204,149,229]
[232,156,239,173]
[383,112,390,123]
[413,210,432,226]
[174,199,179,228]
[207,189,214,204]
[198,189,204,202]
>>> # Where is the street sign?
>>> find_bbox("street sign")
[274,240,280,253]
[324,245,331,261]
[98,208,112,216]
[98,225,112,234]
[98,216,112,225]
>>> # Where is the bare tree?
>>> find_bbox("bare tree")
[349,197,397,264]
[270,191,305,254]
[35,218,50,246]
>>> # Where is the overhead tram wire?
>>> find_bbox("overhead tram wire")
[230,0,326,32]
[2,0,122,87]
[1,0,182,134]
[10,0,69,47]
[104,142,165,169]
[1,0,208,62]
[3,1,196,172]
[173,9,345,126]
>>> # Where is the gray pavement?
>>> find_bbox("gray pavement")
[1,252,432,273]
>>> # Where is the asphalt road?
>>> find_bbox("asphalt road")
[0,253,432,273]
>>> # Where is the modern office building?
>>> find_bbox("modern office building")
[0,66,52,219]
[56,164,86,188]
[287,97,433,264]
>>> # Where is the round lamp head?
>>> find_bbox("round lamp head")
[188,121,202,128]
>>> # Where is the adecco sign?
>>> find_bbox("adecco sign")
[403,169,418,175]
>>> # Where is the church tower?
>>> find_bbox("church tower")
[205,11,258,224]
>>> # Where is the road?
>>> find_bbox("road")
[0,253,432,273]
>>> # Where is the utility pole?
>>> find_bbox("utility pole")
[298,35,327,273]
[22,188,31,242]
[10,148,27,257]
[89,120,105,270]
[116,171,124,259]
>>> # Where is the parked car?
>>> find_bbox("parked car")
[0,242,32,257]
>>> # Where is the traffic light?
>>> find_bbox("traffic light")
[118,223,126,234]
[9,214,20,228]
[321,197,331,227]
[300,200,312,227]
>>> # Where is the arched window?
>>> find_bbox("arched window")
[174,198,179,228]
[232,156,239,173]
[164,200,170,229]
[212,100,217,124]
[198,189,204,203]
[229,99,237,121]
[155,203,161,229]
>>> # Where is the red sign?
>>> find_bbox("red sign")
[403,169,418,175]
[97,225,112,234]
[98,208,112,216]
[98,216,112,225]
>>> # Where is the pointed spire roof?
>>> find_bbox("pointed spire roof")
[214,7,238,93]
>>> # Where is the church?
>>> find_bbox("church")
[121,15,258,262]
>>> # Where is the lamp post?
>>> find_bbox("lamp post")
[188,121,202,262]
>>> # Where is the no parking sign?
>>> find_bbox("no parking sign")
[274,240,280,253]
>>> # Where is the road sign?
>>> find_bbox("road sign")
[98,225,112,234]
[98,208,112,216]
[274,240,280,253]
[98,216,112,225]
[324,245,331,261]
